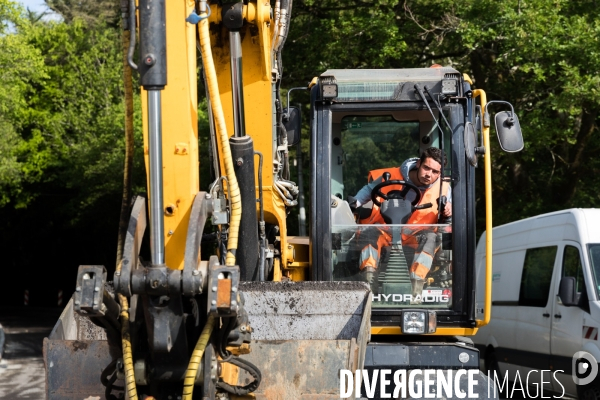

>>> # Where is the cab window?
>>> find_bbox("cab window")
[330,112,453,310]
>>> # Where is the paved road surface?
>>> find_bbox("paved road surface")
[0,307,61,400]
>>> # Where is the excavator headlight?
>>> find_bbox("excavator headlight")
[441,78,458,95]
[322,83,338,99]
[320,75,338,99]
[402,310,437,334]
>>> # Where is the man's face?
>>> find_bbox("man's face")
[415,157,442,186]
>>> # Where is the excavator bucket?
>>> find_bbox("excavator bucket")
[43,281,370,399]
[43,298,116,400]
[233,281,371,399]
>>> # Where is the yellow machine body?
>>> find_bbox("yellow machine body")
[140,0,199,271]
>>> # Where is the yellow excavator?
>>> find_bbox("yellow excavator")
[43,0,524,399]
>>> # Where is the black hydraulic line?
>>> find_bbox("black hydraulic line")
[216,356,262,395]
[275,77,290,180]
[276,0,292,51]
[219,229,228,265]
[296,139,306,236]
[100,359,124,400]
[255,151,266,281]
[230,136,259,281]
[202,68,221,183]
[126,0,137,70]
[255,152,264,227]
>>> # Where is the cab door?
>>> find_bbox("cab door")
[550,242,587,397]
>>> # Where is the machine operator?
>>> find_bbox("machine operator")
[352,147,451,303]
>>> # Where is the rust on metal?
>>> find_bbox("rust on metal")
[217,278,232,309]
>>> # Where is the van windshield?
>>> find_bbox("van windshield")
[588,245,600,296]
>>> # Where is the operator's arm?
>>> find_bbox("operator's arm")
[354,176,383,207]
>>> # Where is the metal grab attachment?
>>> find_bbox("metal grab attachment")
[74,265,121,336]
[208,264,241,317]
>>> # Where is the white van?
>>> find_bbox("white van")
[474,209,600,399]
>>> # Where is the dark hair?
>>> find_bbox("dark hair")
[419,147,447,166]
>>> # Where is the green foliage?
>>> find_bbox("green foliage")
[0,0,599,301]
[285,0,409,83]
[46,0,119,27]
[0,0,49,206]
[285,0,600,234]
[0,12,145,214]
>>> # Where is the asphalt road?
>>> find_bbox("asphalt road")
[0,307,62,400]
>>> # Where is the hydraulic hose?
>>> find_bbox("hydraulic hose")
[118,293,138,400]
[198,2,241,266]
[113,20,138,400]
[116,29,136,268]
[272,0,280,53]
[182,315,216,400]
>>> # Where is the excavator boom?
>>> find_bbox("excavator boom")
[43,0,524,399]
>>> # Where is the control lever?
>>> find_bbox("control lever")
[347,195,358,212]
[414,202,432,210]
[383,172,391,181]
[438,195,447,223]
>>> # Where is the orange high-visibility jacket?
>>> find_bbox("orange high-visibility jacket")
[359,167,450,226]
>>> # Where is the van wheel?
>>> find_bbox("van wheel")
[578,385,600,400]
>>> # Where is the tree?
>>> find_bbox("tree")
[0,0,48,206]
[0,0,145,305]
[284,0,600,232]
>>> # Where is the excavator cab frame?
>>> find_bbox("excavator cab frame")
[310,69,478,335]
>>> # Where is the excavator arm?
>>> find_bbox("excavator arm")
[44,1,372,399]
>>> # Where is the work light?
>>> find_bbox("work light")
[402,310,437,334]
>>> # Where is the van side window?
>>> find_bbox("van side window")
[589,244,600,297]
[563,245,584,293]
[518,246,557,307]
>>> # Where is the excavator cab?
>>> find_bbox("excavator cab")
[306,68,523,398]
[313,69,475,332]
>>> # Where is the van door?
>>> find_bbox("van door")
[514,245,558,394]
[550,243,587,396]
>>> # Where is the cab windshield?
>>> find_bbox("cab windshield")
[330,113,453,309]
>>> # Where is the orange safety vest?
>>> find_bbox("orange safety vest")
[359,166,450,227]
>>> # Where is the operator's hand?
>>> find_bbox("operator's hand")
[442,202,452,218]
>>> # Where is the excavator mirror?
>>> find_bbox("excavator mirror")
[486,100,524,153]
[284,106,301,146]
[495,111,524,152]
